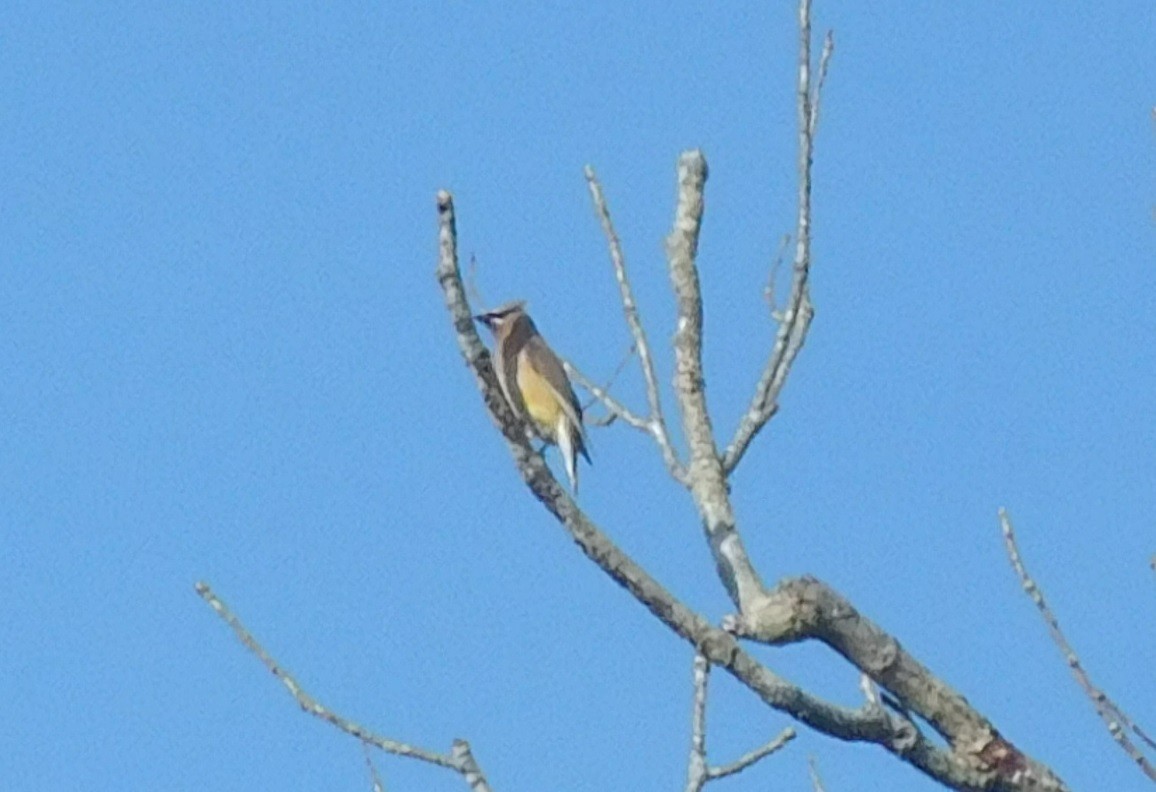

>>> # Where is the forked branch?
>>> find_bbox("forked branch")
[436,188,1069,791]
[436,1,1072,788]
[723,3,833,475]
[684,653,796,792]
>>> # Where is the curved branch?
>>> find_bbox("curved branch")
[1001,509,1156,781]
[195,581,491,791]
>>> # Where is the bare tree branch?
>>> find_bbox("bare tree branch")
[363,743,387,792]
[570,338,638,423]
[195,581,492,791]
[585,165,687,484]
[708,727,795,781]
[684,654,710,792]
[727,576,1074,790]
[666,150,771,615]
[435,4,1073,789]
[763,233,792,317]
[808,30,835,138]
[451,740,491,792]
[1000,509,1156,782]
[436,189,1069,792]
[722,13,833,476]
[685,653,797,792]
[564,359,651,432]
[809,755,828,792]
[465,253,486,310]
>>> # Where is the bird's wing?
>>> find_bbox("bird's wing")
[498,335,527,419]
[524,335,587,445]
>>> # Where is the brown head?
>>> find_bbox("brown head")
[474,300,530,342]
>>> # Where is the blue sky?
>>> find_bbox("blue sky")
[3,2,1154,790]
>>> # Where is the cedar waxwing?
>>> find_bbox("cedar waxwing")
[475,301,591,493]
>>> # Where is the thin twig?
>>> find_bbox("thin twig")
[684,654,710,792]
[808,31,835,138]
[685,654,794,791]
[564,360,650,431]
[195,580,491,791]
[586,410,619,429]
[363,743,387,792]
[708,727,796,780]
[1000,510,1156,782]
[763,233,792,317]
[566,339,639,427]
[465,253,486,310]
[585,165,687,484]
[722,18,834,476]
[599,341,638,389]
[808,755,828,792]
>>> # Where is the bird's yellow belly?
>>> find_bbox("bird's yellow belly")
[518,365,563,441]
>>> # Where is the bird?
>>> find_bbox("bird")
[474,300,591,493]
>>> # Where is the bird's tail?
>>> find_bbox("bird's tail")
[558,417,584,494]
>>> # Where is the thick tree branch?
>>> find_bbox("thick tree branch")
[436,191,1068,791]
[195,581,492,791]
[1000,509,1156,782]
[584,166,687,484]
[666,151,770,614]
[725,576,1069,789]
